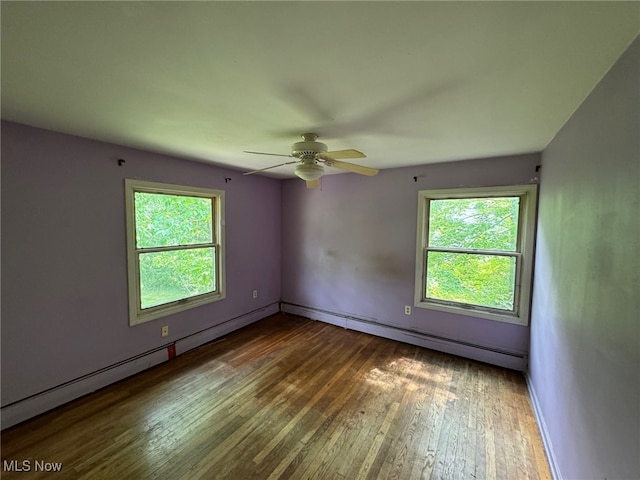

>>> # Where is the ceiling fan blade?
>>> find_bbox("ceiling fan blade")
[243,151,293,158]
[306,179,319,189]
[323,149,366,160]
[243,160,298,176]
[322,158,379,176]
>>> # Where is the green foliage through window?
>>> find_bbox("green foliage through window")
[135,192,212,248]
[134,192,216,310]
[428,197,519,251]
[139,248,216,309]
[426,252,516,310]
[425,196,521,312]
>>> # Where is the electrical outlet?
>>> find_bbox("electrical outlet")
[252,289,258,299]
[161,325,169,337]
[404,306,411,315]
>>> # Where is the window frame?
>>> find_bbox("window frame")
[414,185,537,325]
[125,179,225,326]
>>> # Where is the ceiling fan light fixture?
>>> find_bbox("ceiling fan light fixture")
[294,163,324,181]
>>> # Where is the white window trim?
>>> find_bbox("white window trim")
[125,179,226,326]
[414,185,537,326]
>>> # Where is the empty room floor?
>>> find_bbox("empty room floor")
[1,313,551,479]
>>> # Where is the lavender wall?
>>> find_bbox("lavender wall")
[1,121,281,407]
[281,153,540,359]
[529,36,639,479]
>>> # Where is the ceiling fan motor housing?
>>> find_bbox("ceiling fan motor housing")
[291,133,327,159]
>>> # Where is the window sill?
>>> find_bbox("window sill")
[414,299,529,326]
[130,291,226,326]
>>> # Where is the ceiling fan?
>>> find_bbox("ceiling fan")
[243,133,379,189]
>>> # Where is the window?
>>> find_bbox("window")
[125,179,225,325]
[414,185,536,325]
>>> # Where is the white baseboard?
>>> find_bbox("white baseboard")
[281,303,527,371]
[0,349,168,431]
[525,374,562,480]
[1,303,279,430]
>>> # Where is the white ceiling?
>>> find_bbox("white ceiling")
[2,2,638,178]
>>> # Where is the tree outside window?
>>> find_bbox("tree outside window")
[414,185,536,325]
[125,180,225,326]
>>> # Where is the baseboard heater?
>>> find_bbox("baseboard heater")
[280,302,527,372]
[1,302,279,430]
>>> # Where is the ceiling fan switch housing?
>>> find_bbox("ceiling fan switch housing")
[291,133,327,158]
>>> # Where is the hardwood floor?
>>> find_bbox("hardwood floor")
[1,314,551,479]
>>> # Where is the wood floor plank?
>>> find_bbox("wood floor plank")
[1,313,551,480]
[374,351,427,480]
[260,340,383,479]
[401,352,444,480]
[412,355,455,479]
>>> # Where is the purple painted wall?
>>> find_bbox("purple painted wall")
[530,36,639,479]
[1,121,282,407]
[281,153,540,357]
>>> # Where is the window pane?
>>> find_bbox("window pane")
[135,192,212,248]
[428,197,520,251]
[139,247,216,309]
[426,251,516,311]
